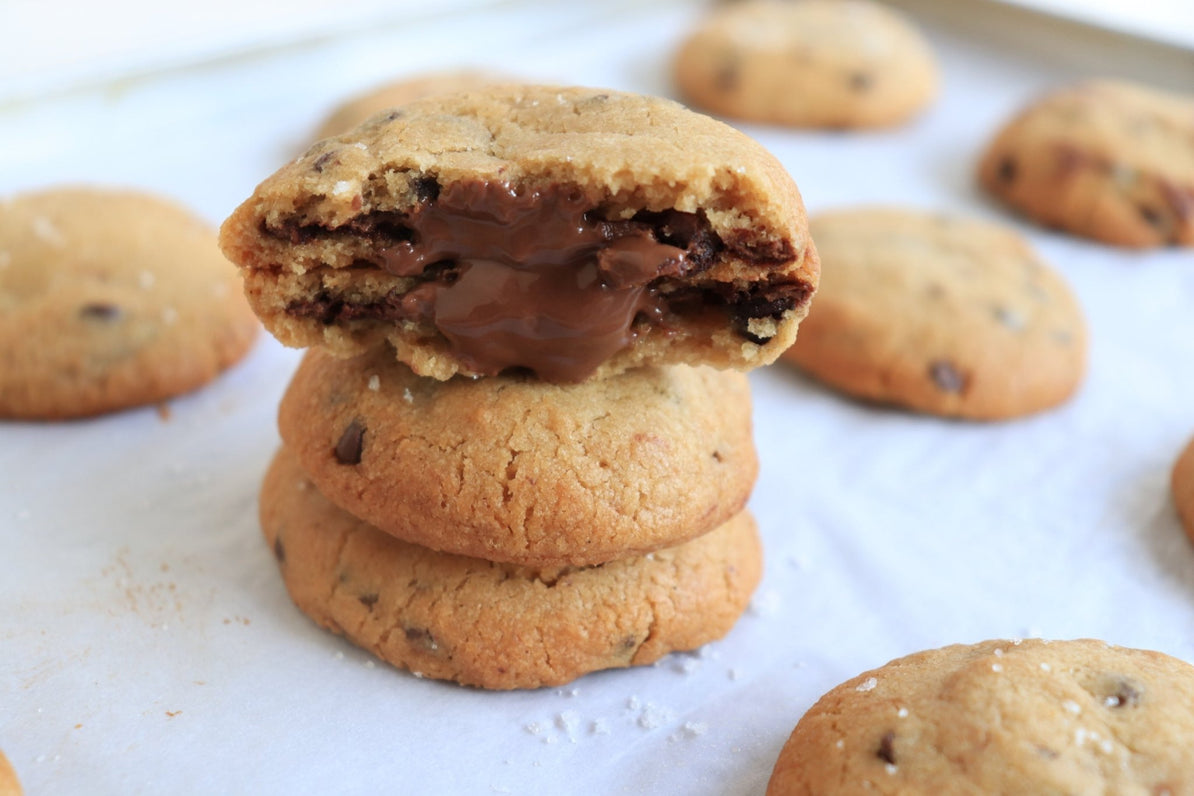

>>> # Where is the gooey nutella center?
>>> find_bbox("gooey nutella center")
[376,180,695,381]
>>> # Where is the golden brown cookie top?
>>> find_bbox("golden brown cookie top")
[314,69,512,141]
[673,0,938,128]
[979,79,1194,247]
[0,750,20,796]
[768,639,1194,795]
[782,207,1086,420]
[277,346,758,566]
[261,446,763,690]
[0,186,258,419]
[221,84,818,381]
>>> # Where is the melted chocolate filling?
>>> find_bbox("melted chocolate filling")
[274,179,807,380]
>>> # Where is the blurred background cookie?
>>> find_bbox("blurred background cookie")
[672,0,938,128]
[978,80,1194,248]
[781,208,1086,420]
[260,446,762,690]
[0,187,258,419]
[1174,436,1194,544]
[313,69,512,141]
[768,638,1194,794]
[0,751,20,796]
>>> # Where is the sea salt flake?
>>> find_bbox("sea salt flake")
[682,721,707,737]
[332,181,354,196]
[1063,700,1082,715]
[367,375,380,391]
[885,764,898,775]
[991,663,1003,673]
[556,711,579,734]
[525,722,544,735]
[403,388,414,403]
[897,707,909,718]
[856,677,878,693]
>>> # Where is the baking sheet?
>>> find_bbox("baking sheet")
[2,1,1193,793]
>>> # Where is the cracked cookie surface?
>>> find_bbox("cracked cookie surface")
[768,638,1194,795]
[0,187,258,419]
[978,79,1194,248]
[221,83,818,382]
[781,208,1086,420]
[261,446,762,690]
[278,345,758,566]
[673,0,937,129]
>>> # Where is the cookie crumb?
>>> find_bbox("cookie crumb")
[363,659,375,669]
[728,668,742,681]
[637,702,675,730]
[591,718,610,735]
[556,710,580,735]
[682,721,708,737]
[675,656,700,675]
[856,677,878,693]
[525,721,545,735]
[626,696,641,711]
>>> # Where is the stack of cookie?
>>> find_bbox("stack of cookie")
[220,85,819,688]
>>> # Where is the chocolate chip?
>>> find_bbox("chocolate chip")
[1105,678,1142,708]
[928,360,965,393]
[334,418,366,465]
[715,58,739,92]
[620,635,638,651]
[404,626,438,651]
[712,450,723,462]
[1138,204,1165,229]
[79,303,122,321]
[876,731,896,764]
[412,175,440,203]
[312,151,336,173]
[358,593,379,610]
[850,72,872,91]
[273,536,286,564]
[997,157,1017,183]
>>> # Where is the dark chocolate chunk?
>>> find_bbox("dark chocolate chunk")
[997,157,1017,183]
[850,72,872,91]
[273,535,286,564]
[312,151,336,173]
[876,731,896,764]
[411,175,440,203]
[928,360,965,393]
[1105,678,1142,708]
[78,303,123,322]
[620,635,639,651]
[358,593,379,610]
[334,418,366,465]
[1137,204,1164,230]
[404,626,438,651]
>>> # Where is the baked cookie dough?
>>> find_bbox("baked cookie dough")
[673,0,938,129]
[221,84,819,382]
[781,208,1086,420]
[0,187,258,419]
[314,69,509,141]
[0,751,19,796]
[1174,436,1194,543]
[978,80,1194,248]
[261,446,762,690]
[278,346,758,566]
[768,638,1194,795]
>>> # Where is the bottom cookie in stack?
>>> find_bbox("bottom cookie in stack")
[260,447,762,690]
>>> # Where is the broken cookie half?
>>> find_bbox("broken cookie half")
[220,84,819,381]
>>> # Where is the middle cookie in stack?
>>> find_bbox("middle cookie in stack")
[221,84,820,689]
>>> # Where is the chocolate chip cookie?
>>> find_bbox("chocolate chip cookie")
[979,79,1194,247]
[278,345,758,566]
[0,751,19,796]
[673,0,938,129]
[221,84,819,382]
[261,446,762,690]
[768,639,1194,795]
[1174,436,1194,544]
[781,208,1086,420]
[314,69,510,141]
[0,187,258,419]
